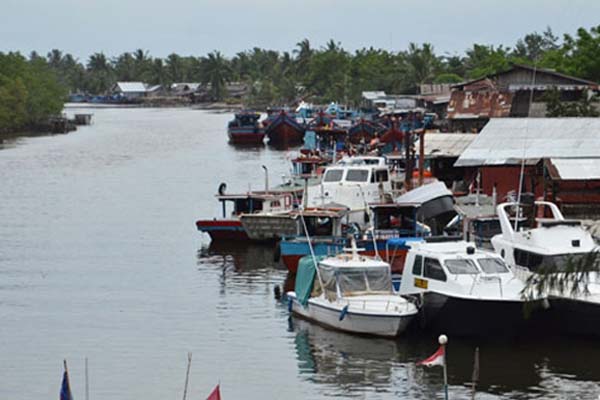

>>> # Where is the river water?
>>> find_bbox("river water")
[0,106,598,400]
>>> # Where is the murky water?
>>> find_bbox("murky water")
[1,106,599,400]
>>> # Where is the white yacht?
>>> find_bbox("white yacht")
[304,156,392,227]
[491,200,600,337]
[287,241,418,337]
[398,239,546,337]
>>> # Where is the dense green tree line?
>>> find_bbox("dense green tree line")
[0,25,598,132]
[0,52,66,133]
[36,25,598,106]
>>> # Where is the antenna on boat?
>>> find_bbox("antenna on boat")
[513,60,538,231]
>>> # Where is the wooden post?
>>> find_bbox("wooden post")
[418,130,425,187]
[471,347,480,400]
[404,130,412,191]
[182,352,193,400]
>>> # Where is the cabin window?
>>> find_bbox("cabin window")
[301,216,333,237]
[445,259,478,275]
[424,257,447,281]
[513,249,544,269]
[478,258,509,274]
[514,250,588,272]
[270,200,281,208]
[346,169,369,182]
[412,255,423,276]
[373,170,389,183]
[234,199,263,214]
[323,169,343,182]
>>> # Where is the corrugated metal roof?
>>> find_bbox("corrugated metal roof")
[549,158,600,180]
[420,133,477,158]
[116,82,147,93]
[362,91,386,101]
[455,118,600,167]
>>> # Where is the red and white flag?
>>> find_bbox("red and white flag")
[417,345,445,367]
[206,384,221,400]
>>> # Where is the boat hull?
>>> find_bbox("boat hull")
[288,292,415,337]
[545,296,600,338]
[266,116,305,146]
[280,239,410,273]
[195,219,249,241]
[228,127,265,144]
[420,292,542,337]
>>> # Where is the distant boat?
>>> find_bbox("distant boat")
[264,110,305,147]
[348,119,382,144]
[227,111,265,145]
[287,241,418,337]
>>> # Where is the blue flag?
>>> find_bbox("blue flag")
[60,369,73,400]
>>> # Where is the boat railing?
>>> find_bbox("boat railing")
[342,296,412,313]
[469,274,504,298]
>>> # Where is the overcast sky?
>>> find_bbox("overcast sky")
[2,0,598,61]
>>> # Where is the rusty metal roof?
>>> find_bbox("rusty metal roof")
[447,90,513,120]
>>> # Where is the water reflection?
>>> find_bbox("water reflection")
[288,301,600,399]
[291,317,407,397]
[197,241,281,272]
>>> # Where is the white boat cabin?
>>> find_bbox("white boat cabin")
[399,240,525,300]
[492,201,598,277]
[305,156,393,223]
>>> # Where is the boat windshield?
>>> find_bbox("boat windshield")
[478,258,510,274]
[513,249,595,272]
[320,266,392,296]
[323,169,343,182]
[345,169,369,182]
[444,259,479,275]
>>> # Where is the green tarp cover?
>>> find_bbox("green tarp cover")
[295,255,325,306]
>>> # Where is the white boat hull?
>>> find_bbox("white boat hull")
[287,292,416,337]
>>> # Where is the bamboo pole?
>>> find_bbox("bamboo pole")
[85,357,89,400]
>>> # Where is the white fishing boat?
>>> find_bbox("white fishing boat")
[398,239,547,337]
[287,241,418,337]
[491,200,600,337]
[304,156,393,227]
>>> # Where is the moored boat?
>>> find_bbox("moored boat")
[196,188,294,241]
[227,111,265,144]
[491,199,600,337]
[287,242,418,337]
[398,239,548,337]
[265,110,306,147]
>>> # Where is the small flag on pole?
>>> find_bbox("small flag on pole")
[206,384,221,400]
[60,360,74,400]
[417,345,445,367]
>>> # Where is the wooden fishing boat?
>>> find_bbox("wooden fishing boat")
[264,110,305,147]
[196,188,294,241]
[227,111,264,144]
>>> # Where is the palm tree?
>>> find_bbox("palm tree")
[86,52,114,94]
[201,51,232,101]
[133,49,151,81]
